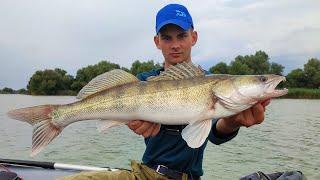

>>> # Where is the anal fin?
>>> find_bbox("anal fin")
[32,120,62,157]
[97,120,127,133]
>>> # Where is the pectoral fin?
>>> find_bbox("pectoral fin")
[181,119,212,148]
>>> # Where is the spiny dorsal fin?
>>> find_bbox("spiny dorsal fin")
[77,69,139,99]
[147,62,205,81]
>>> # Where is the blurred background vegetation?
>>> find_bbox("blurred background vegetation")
[1,50,319,98]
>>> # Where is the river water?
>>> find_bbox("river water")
[0,95,319,179]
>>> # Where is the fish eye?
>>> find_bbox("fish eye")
[259,76,267,82]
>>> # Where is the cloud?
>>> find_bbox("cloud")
[0,0,319,89]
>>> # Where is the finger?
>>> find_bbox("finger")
[241,108,255,127]
[127,120,143,130]
[128,120,141,127]
[135,122,154,135]
[142,123,155,138]
[261,99,271,108]
[252,104,265,124]
[151,124,161,137]
[142,123,160,138]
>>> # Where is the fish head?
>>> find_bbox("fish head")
[212,75,288,111]
[232,75,288,101]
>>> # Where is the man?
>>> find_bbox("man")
[60,3,270,180]
[128,3,270,179]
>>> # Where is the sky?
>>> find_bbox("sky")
[0,0,319,89]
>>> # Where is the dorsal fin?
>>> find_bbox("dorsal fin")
[147,62,205,81]
[76,69,139,99]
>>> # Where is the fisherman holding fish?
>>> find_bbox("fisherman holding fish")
[8,3,288,180]
[57,4,271,180]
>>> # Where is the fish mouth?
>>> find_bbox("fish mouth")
[265,76,288,98]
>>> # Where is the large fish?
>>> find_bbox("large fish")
[7,62,288,156]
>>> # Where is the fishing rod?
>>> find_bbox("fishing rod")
[0,158,119,171]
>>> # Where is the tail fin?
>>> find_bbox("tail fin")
[7,105,62,157]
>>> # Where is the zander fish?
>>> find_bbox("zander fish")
[7,62,288,156]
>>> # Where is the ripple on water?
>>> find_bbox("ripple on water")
[1,96,320,179]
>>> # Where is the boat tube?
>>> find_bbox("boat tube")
[0,158,118,180]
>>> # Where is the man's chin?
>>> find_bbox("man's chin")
[169,58,187,64]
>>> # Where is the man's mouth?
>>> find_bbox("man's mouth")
[170,53,182,58]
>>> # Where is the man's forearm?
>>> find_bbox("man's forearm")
[215,118,241,136]
[215,99,270,136]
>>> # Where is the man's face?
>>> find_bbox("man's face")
[154,24,198,68]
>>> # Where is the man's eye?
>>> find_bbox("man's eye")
[178,34,188,39]
[161,36,170,40]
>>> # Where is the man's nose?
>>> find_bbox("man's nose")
[170,39,180,50]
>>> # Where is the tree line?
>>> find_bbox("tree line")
[209,51,320,89]
[1,60,162,95]
[1,50,319,95]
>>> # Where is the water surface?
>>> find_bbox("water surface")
[0,95,319,179]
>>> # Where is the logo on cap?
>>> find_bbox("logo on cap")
[175,10,186,17]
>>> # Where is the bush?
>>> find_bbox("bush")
[282,88,320,99]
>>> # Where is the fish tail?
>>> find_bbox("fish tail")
[7,105,62,156]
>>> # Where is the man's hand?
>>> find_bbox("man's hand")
[216,99,271,135]
[127,120,161,138]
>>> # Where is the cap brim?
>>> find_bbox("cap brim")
[156,19,192,33]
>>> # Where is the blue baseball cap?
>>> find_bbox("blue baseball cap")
[156,4,193,33]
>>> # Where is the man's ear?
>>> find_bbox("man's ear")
[191,31,198,46]
[154,35,161,49]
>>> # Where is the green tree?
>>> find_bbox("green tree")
[228,60,253,75]
[54,68,67,76]
[303,58,320,88]
[1,87,14,94]
[209,62,228,74]
[251,51,270,74]
[227,51,286,75]
[130,60,162,76]
[234,51,270,74]
[27,69,75,95]
[286,69,307,88]
[121,67,131,72]
[17,88,28,94]
[270,62,284,75]
[54,68,74,91]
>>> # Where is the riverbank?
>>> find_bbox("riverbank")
[281,88,320,99]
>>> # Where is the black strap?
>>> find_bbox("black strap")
[162,125,187,135]
[151,165,182,179]
[148,164,200,180]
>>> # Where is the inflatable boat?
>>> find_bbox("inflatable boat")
[0,158,118,180]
